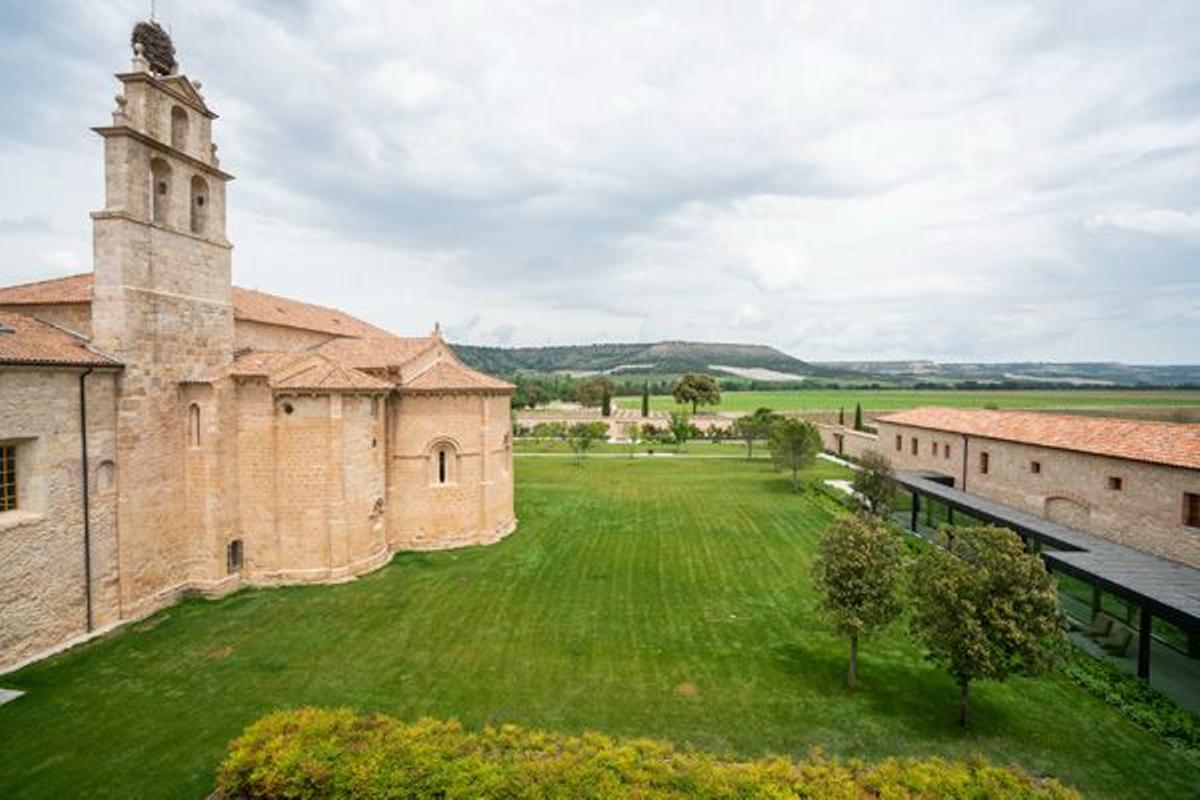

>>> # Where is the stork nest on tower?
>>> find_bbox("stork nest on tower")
[131,20,177,76]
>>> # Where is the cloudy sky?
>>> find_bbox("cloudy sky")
[1,1,1198,362]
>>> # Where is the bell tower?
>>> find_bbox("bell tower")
[89,21,236,616]
[90,20,234,368]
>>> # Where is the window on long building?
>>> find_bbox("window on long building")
[980,451,990,475]
[0,444,16,511]
[1183,493,1199,529]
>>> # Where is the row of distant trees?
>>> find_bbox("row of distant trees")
[814,453,1060,726]
[514,373,725,417]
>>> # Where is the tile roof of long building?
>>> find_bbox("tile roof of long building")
[877,407,1200,470]
[0,310,120,367]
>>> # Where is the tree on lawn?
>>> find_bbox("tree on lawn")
[601,386,613,417]
[668,410,693,450]
[574,377,613,410]
[768,418,821,492]
[622,422,641,458]
[733,407,777,460]
[672,373,721,413]
[812,514,905,690]
[853,402,864,431]
[641,381,650,417]
[908,525,1060,726]
[852,450,897,516]
[567,421,608,464]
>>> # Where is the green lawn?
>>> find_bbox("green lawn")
[643,388,1200,414]
[1,457,1196,799]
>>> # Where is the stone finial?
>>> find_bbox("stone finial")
[132,42,150,74]
[112,93,128,124]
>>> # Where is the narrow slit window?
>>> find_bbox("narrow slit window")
[910,437,918,456]
[189,403,201,447]
[227,539,243,573]
[438,449,447,484]
[894,434,902,451]
[0,444,16,511]
[980,451,990,475]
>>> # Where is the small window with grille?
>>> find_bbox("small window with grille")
[0,444,15,511]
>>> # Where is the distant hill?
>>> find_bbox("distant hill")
[452,342,1200,390]
[452,341,853,381]
[816,360,1200,388]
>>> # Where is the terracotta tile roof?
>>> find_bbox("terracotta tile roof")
[227,350,391,392]
[271,359,393,392]
[878,407,1200,470]
[0,273,92,304]
[0,311,119,367]
[316,336,435,370]
[231,287,391,338]
[0,273,390,339]
[402,359,513,393]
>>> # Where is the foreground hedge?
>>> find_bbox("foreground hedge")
[215,709,1078,799]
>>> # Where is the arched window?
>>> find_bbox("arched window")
[189,403,201,447]
[150,157,172,225]
[190,175,209,235]
[429,440,458,485]
[171,105,189,151]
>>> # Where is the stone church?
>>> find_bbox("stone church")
[0,26,515,671]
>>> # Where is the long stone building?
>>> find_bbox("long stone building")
[0,26,515,671]
[821,408,1200,568]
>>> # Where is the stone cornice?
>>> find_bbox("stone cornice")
[91,125,235,181]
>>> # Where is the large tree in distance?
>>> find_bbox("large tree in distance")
[812,515,905,690]
[852,450,897,516]
[672,373,721,413]
[909,526,1060,726]
[768,418,821,492]
[574,376,613,409]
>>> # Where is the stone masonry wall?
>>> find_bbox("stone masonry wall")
[877,421,1200,568]
[387,392,516,551]
[0,368,120,670]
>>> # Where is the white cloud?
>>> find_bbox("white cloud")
[2,0,1199,362]
[1086,208,1200,242]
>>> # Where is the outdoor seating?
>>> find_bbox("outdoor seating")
[1100,625,1134,657]
[1086,612,1115,641]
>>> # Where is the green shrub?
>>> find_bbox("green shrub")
[216,709,1079,799]
[1058,645,1200,757]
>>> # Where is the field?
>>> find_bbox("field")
[643,388,1200,415]
[1,457,1197,799]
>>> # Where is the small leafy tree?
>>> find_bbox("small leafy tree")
[567,421,607,463]
[622,422,641,458]
[769,418,821,492]
[852,450,897,516]
[853,403,864,431]
[812,515,905,689]
[641,382,650,418]
[672,373,721,414]
[733,407,777,460]
[668,410,693,449]
[909,526,1061,726]
[601,388,612,417]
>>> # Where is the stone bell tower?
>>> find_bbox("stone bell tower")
[89,21,236,615]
